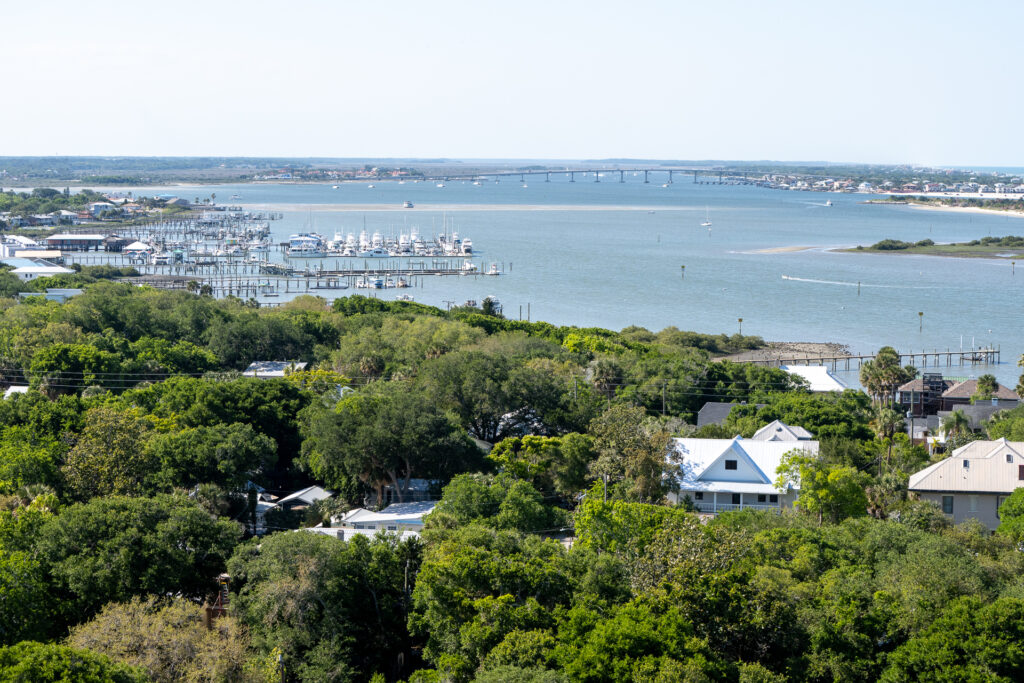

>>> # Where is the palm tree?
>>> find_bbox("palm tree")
[870,405,905,441]
[941,409,971,439]
[860,346,916,406]
[972,373,998,403]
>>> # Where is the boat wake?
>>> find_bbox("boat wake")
[781,274,904,289]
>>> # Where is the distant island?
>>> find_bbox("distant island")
[845,235,1024,259]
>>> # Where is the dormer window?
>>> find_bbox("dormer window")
[1008,454,1014,464]
[725,460,738,470]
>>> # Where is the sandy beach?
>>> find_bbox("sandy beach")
[716,341,851,363]
[750,245,816,254]
[903,203,1024,219]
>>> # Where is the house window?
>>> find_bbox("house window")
[725,460,738,470]
[731,493,741,505]
[1008,454,1014,463]
[1019,465,1024,481]
[757,494,767,503]
[387,525,397,531]
[694,492,703,501]
[942,496,954,514]
[963,460,970,469]
[969,495,979,513]
[769,494,778,504]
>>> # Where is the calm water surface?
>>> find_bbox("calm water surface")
[113,177,1024,387]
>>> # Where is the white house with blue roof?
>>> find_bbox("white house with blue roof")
[668,434,819,514]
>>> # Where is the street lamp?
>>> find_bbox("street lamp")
[738,317,743,335]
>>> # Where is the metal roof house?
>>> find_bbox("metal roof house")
[668,436,819,514]
[44,234,106,251]
[304,500,438,541]
[750,419,814,441]
[779,365,847,393]
[275,485,332,512]
[908,438,1024,529]
[242,361,308,378]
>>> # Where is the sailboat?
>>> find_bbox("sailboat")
[700,207,712,227]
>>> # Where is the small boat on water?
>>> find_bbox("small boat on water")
[825,200,833,207]
[436,182,446,188]
[403,200,414,208]
[332,185,339,189]
[367,184,375,189]
[701,207,712,227]
[486,263,501,276]
[396,293,414,302]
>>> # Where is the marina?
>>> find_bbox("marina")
[10,175,1024,388]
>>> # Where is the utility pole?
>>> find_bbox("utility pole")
[918,311,923,333]
[738,317,743,335]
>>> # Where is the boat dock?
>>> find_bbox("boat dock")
[748,347,1001,371]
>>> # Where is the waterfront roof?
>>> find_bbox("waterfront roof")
[942,379,1018,401]
[779,365,847,392]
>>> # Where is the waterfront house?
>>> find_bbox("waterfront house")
[940,379,1018,411]
[908,438,1024,529]
[44,233,105,251]
[88,202,115,217]
[668,435,819,514]
[898,373,957,417]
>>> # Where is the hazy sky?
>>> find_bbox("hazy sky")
[4,0,1021,165]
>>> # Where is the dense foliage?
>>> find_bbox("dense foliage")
[0,284,1019,681]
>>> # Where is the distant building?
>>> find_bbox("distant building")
[1,257,74,281]
[44,234,106,252]
[275,485,332,513]
[669,435,819,514]
[243,361,308,378]
[749,419,814,441]
[898,373,957,417]
[696,402,764,428]
[18,288,84,303]
[908,439,1024,529]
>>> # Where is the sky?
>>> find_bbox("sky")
[4,0,1022,165]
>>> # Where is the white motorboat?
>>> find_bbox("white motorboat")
[436,182,446,188]
[486,263,501,276]
[825,200,833,207]
[701,207,712,227]
[403,200,414,208]
[357,247,390,258]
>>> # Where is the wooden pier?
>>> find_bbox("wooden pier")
[748,347,1001,371]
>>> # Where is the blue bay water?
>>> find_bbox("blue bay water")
[114,176,1024,388]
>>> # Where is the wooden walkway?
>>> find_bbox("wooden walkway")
[748,348,1000,371]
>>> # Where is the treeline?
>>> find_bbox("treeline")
[0,187,106,218]
[6,283,1024,680]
